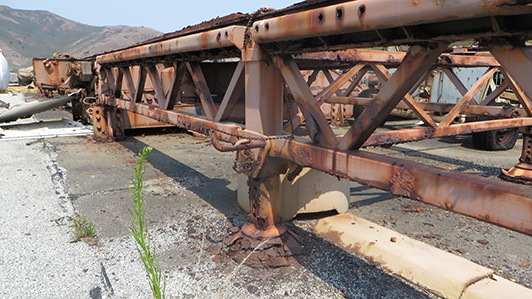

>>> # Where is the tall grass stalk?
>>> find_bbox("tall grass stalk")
[128,146,166,299]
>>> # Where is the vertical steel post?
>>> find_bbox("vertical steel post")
[241,42,286,238]
[492,44,532,182]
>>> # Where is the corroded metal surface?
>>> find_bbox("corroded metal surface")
[31,0,532,265]
[251,0,532,49]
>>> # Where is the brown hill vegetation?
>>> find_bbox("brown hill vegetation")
[0,5,161,71]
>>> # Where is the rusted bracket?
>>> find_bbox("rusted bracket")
[233,141,273,178]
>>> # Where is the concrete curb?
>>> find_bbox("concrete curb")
[312,213,532,299]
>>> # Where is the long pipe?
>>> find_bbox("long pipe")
[0,91,81,123]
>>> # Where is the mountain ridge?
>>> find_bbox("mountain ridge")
[0,5,162,71]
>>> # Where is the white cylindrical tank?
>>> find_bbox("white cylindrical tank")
[0,50,9,91]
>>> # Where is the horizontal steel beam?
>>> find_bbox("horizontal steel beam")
[329,96,522,119]
[96,26,246,65]
[102,97,265,141]
[294,49,500,69]
[251,0,532,47]
[362,118,532,147]
[269,137,532,236]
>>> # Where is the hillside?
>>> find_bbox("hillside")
[0,5,162,71]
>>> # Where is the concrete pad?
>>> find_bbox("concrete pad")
[462,275,532,299]
[312,213,518,299]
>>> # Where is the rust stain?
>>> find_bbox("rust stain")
[389,168,416,197]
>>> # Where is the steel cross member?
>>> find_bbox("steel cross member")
[272,54,338,147]
[369,63,436,128]
[338,43,448,151]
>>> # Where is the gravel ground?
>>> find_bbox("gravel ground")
[0,139,102,298]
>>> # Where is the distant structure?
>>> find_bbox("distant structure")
[0,50,8,91]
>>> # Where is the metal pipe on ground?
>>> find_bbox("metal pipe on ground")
[0,91,81,123]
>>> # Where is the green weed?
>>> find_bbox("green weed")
[73,214,96,240]
[128,146,166,299]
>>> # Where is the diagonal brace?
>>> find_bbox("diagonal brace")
[491,44,532,116]
[370,64,436,128]
[338,43,448,151]
[146,65,167,109]
[438,67,496,127]
[215,61,245,122]
[164,63,186,110]
[272,55,337,147]
[186,61,218,120]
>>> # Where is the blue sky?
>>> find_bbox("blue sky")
[2,1,297,33]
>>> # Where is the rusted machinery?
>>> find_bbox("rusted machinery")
[34,0,532,264]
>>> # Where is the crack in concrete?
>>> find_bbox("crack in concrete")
[42,140,116,298]
[458,272,495,299]
[69,178,178,199]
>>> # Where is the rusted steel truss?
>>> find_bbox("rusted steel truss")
[79,0,532,240]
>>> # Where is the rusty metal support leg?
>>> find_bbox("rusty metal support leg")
[106,106,125,140]
[491,43,532,182]
[215,44,301,267]
[242,176,286,238]
[501,127,532,183]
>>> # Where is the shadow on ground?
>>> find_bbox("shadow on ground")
[117,129,432,298]
[119,131,243,226]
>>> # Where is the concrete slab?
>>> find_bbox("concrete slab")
[462,275,532,299]
[313,213,532,299]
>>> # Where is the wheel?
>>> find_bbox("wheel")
[472,127,518,150]
[471,103,518,151]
